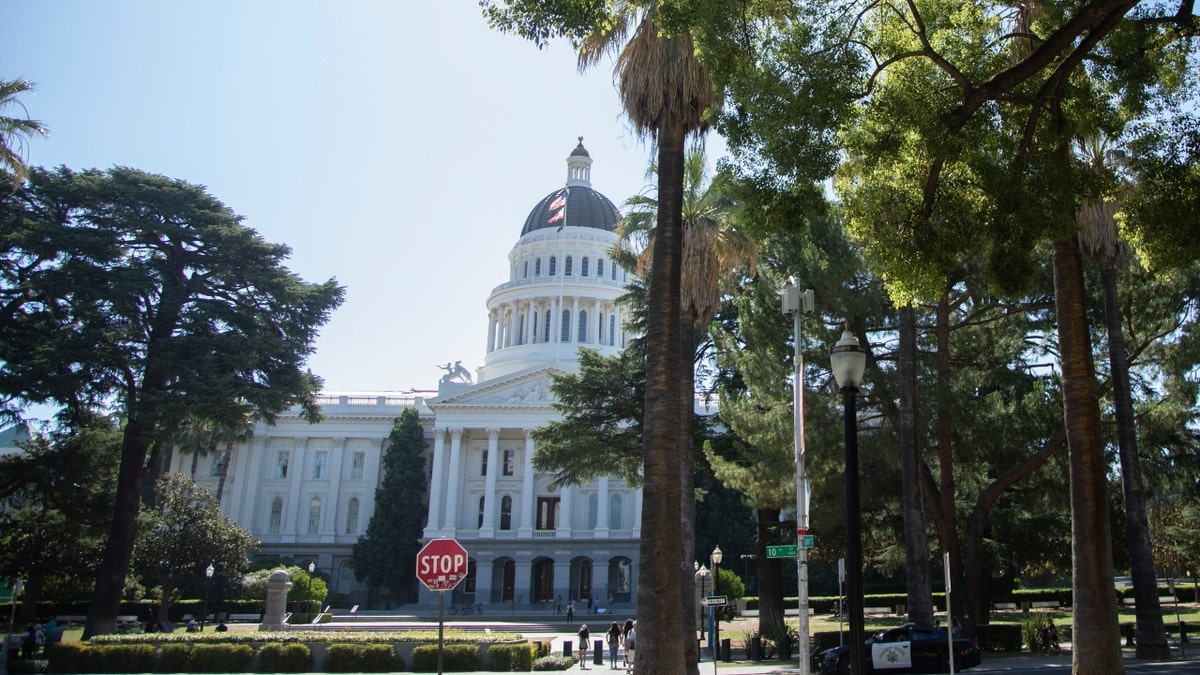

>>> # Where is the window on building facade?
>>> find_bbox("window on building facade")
[523,260,529,278]
[598,312,605,346]
[532,312,539,343]
[587,493,598,529]
[560,310,570,342]
[313,451,327,479]
[478,495,486,528]
[597,259,604,278]
[500,495,512,530]
[351,452,365,480]
[609,315,617,346]
[481,450,488,476]
[464,560,477,594]
[346,497,360,534]
[502,448,515,476]
[549,256,557,276]
[307,496,321,534]
[276,451,289,479]
[577,310,588,343]
[611,263,617,280]
[581,257,589,276]
[210,452,224,477]
[536,257,542,275]
[536,496,560,530]
[565,256,573,276]
[518,314,526,345]
[269,497,283,534]
[610,494,623,529]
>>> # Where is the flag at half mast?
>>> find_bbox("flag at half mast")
[547,189,568,230]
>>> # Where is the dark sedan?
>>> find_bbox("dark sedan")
[814,624,982,674]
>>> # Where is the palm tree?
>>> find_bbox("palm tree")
[1076,136,1171,659]
[0,78,48,183]
[212,417,255,507]
[578,6,718,671]
[173,419,217,479]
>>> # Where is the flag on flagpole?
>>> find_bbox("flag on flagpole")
[547,208,566,225]
[548,189,568,211]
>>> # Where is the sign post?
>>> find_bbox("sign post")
[416,539,469,675]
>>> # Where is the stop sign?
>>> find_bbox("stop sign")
[416,538,469,591]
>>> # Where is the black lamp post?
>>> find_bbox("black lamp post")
[695,563,709,642]
[202,564,214,631]
[831,324,867,674]
[711,545,723,662]
[307,562,316,618]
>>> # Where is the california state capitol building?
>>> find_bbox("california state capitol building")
[169,139,658,610]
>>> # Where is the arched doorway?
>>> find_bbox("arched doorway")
[532,558,555,603]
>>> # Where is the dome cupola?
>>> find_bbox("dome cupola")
[520,137,621,236]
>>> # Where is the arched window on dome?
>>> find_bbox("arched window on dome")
[565,256,573,276]
[544,310,552,342]
[532,311,539,344]
[611,263,618,281]
[536,258,542,276]
[597,259,604,279]
[561,310,571,342]
[518,314,526,345]
[523,260,529,279]
[549,256,557,276]
[609,315,617,346]
[581,257,589,277]
[577,310,588,343]
[598,312,604,345]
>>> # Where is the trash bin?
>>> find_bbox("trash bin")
[750,634,762,661]
[563,640,573,657]
[594,639,604,665]
[721,638,731,662]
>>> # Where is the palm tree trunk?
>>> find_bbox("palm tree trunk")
[216,442,233,506]
[1101,264,1170,659]
[898,305,935,628]
[636,117,687,673]
[1052,236,1124,674]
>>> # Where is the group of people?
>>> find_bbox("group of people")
[17,619,64,660]
[577,618,636,671]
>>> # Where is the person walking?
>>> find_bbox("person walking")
[567,599,575,624]
[606,621,622,668]
[578,623,591,670]
[623,621,636,672]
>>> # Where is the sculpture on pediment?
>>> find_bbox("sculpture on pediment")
[437,360,473,384]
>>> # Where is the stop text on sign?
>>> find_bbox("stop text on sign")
[419,552,466,577]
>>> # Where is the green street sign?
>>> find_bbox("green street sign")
[766,545,798,559]
[801,534,815,548]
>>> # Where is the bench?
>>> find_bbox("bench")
[1030,601,1061,609]
[55,615,87,624]
[992,602,1018,610]
[1122,596,1177,606]
[864,607,892,615]
[228,613,261,622]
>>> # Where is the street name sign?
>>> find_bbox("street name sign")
[767,544,798,558]
[701,595,728,607]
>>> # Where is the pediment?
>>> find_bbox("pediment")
[428,365,570,408]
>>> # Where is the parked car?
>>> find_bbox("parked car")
[813,624,982,674]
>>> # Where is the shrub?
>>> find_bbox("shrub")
[188,643,255,672]
[1019,614,1044,652]
[156,643,192,672]
[322,643,402,673]
[409,643,481,672]
[976,623,1023,652]
[487,642,536,671]
[257,642,312,672]
[7,659,48,675]
[531,655,576,671]
[47,644,157,674]
[46,643,88,674]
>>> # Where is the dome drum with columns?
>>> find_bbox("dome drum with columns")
[165,140,641,610]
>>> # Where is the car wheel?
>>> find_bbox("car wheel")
[937,651,962,673]
[837,655,851,675]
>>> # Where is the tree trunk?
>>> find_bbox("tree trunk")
[898,305,935,628]
[754,508,784,636]
[84,415,155,638]
[635,117,687,673]
[1052,236,1124,674]
[15,573,43,626]
[216,444,232,506]
[680,313,699,675]
[932,295,968,625]
[1100,264,1170,659]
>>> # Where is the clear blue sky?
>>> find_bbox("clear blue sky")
[3,1,727,406]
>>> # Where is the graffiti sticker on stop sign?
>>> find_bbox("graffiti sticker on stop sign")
[416,538,469,591]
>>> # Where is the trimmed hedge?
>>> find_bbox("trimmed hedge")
[156,644,192,672]
[531,655,576,671]
[487,642,537,671]
[257,642,312,673]
[323,643,402,673]
[410,643,482,672]
[187,643,255,672]
[45,643,157,674]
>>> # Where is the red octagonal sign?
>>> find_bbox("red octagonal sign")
[416,538,469,591]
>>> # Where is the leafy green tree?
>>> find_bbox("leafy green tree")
[0,78,47,184]
[132,472,257,626]
[0,166,345,637]
[0,411,120,623]
[351,408,428,605]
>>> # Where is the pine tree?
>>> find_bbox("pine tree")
[351,408,428,605]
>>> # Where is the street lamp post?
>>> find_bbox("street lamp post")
[782,277,814,674]
[712,546,723,663]
[202,564,214,631]
[695,563,709,642]
[831,324,867,675]
[307,562,316,619]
